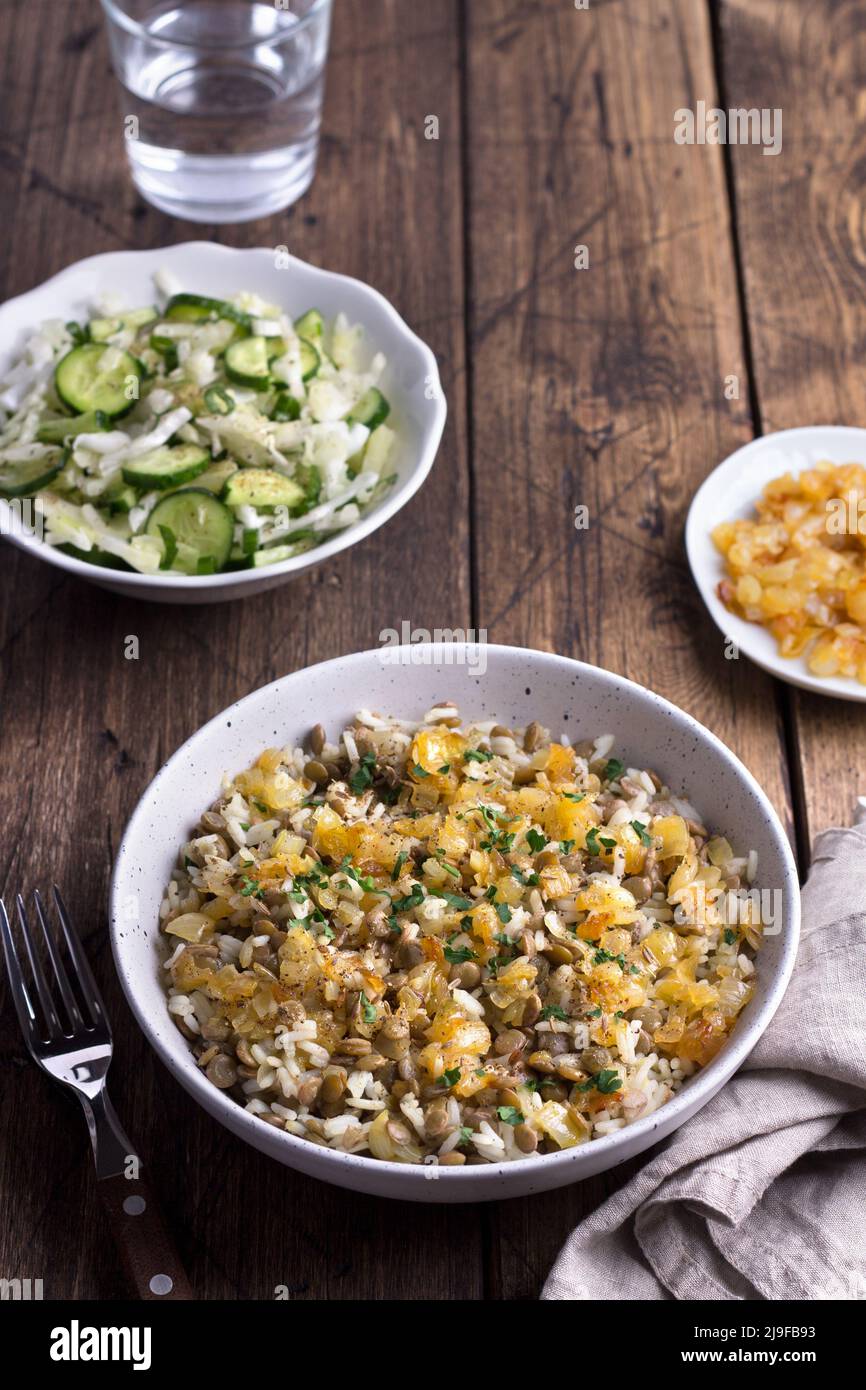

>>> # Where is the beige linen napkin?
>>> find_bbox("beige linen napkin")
[543,809,866,1301]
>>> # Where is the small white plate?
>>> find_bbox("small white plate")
[686,425,866,702]
[0,243,447,604]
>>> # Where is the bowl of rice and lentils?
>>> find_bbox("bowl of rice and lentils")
[112,646,799,1199]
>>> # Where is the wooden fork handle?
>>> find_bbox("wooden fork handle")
[98,1171,194,1300]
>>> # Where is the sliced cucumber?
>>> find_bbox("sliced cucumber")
[251,543,303,568]
[345,387,390,431]
[294,309,324,341]
[90,307,158,342]
[144,489,234,574]
[225,336,271,390]
[182,458,237,496]
[56,543,134,571]
[364,423,395,474]
[265,337,287,361]
[105,481,139,514]
[122,444,210,491]
[36,410,109,445]
[164,294,252,331]
[223,468,304,511]
[149,334,179,373]
[0,448,65,498]
[55,344,141,419]
[271,392,301,422]
[298,338,320,381]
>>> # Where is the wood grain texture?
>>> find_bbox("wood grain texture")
[462,0,794,1298]
[0,0,476,1300]
[719,0,866,847]
[0,0,849,1303]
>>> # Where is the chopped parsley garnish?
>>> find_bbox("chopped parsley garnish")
[603,757,625,782]
[478,802,516,851]
[592,948,627,970]
[348,752,376,794]
[495,902,512,925]
[497,1106,523,1126]
[577,1068,622,1095]
[484,885,497,901]
[392,884,425,912]
[360,992,377,1024]
[391,851,407,882]
[457,1126,474,1145]
[336,858,378,893]
[439,1067,461,1088]
[560,839,575,854]
[526,828,547,853]
[438,763,451,774]
[412,762,430,778]
[563,791,586,803]
[321,924,335,941]
[253,800,269,814]
[587,1007,602,1017]
[539,1004,568,1021]
[239,875,265,899]
[724,928,737,945]
[444,944,477,965]
[631,819,653,847]
[585,826,616,855]
[464,748,493,763]
[594,1069,622,1094]
[510,865,540,886]
[429,890,473,909]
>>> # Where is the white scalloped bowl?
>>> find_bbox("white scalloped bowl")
[110,645,800,1202]
[0,244,446,604]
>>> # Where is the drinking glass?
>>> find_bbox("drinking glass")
[99,0,334,223]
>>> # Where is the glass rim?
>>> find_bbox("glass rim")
[98,0,332,49]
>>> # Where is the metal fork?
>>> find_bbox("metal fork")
[0,888,192,1300]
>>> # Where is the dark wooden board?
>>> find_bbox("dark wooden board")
[462,0,794,1299]
[0,0,855,1302]
[719,0,866,848]
[0,0,477,1301]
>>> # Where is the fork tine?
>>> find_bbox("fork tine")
[33,889,86,1031]
[0,898,41,1047]
[51,886,108,1030]
[14,894,63,1040]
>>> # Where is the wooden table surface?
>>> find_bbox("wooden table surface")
[0,0,862,1301]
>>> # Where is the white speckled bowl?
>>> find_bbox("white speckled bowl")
[0,243,446,604]
[110,645,800,1201]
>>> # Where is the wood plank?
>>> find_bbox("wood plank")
[0,0,477,1300]
[719,0,866,847]
[463,0,793,1299]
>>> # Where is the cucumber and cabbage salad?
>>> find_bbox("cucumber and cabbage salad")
[0,278,397,576]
